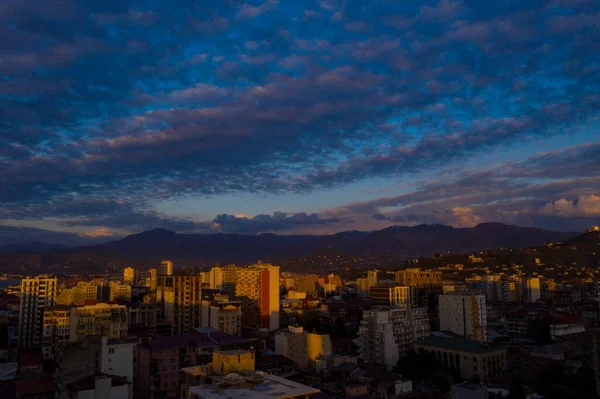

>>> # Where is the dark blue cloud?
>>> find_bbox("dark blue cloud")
[1,0,599,234]
[213,212,339,233]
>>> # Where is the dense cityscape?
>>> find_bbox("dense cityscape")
[0,226,597,398]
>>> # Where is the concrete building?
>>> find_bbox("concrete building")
[275,326,308,368]
[439,294,488,342]
[201,293,242,336]
[135,331,253,399]
[294,274,319,297]
[356,270,378,298]
[235,263,280,331]
[395,268,442,288]
[66,374,129,399]
[146,268,157,291]
[370,285,410,307]
[109,283,132,302]
[414,336,507,382]
[208,266,238,299]
[100,336,138,399]
[56,288,74,306]
[157,275,203,335]
[73,282,99,306]
[42,305,72,359]
[128,303,158,329]
[307,331,332,368]
[159,260,173,276]
[524,278,541,303]
[19,275,57,349]
[123,267,135,285]
[70,303,129,343]
[550,316,585,340]
[187,372,320,399]
[359,306,430,370]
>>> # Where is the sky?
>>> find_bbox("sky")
[1,0,600,246]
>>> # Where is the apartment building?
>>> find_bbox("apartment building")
[19,275,57,349]
[414,336,507,382]
[235,263,280,331]
[157,274,203,335]
[42,305,71,359]
[201,293,242,336]
[70,302,129,343]
[370,285,410,307]
[359,306,430,370]
[439,294,488,342]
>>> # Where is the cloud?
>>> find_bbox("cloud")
[78,227,115,238]
[539,195,600,217]
[1,0,599,236]
[213,212,339,233]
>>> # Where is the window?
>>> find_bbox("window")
[108,348,115,354]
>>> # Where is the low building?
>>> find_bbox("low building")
[187,372,321,399]
[550,316,585,340]
[451,382,488,399]
[414,336,507,382]
[201,294,242,336]
[66,374,129,399]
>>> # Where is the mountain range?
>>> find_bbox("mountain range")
[0,223,579,270]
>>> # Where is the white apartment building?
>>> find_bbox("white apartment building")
[100,336,138,399]
[275,326,308,368]
[19,275,57,349]
[439,294,487,341]
[356,270,378,298]
[359,306,430,370]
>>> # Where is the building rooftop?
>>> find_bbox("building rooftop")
[415,336,506,353]
[15,374,55,396]
[141,331,253,351]
[66,374,128,392]
[188,371,320,399]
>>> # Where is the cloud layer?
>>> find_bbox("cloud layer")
[1,0,599,239]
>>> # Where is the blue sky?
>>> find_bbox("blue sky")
[1,0,600,245]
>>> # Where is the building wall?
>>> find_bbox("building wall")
[415,344,506,382]
[19,275,57,349]
[42,306,71,359]
[236,264,280,331]
[275,326,308,368]
[156,275,203,335]
[212,351,255,375]
[307,333,332,367]
[70,303,129,343]
[439,294,488,341]
[75,383,128,399]
[100,337,137,398]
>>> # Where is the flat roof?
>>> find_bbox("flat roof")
[188,372,320,399]
[415,336,506,353]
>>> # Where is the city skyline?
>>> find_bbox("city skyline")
[1,0,600,246]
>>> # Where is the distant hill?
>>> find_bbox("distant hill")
[0,241,70,252]
[0,223,578,270]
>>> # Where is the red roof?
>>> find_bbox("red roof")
[555,315,583,324]
[19,352,43,367]
[15,374,54,395]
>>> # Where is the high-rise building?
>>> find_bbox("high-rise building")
[294,274,319,297]
[109,282,132,301]
[70,302,129,343]
[19,275,57,348]
[42,305,71,359]
[55,288,74,306]
[201,293,242,336]
[359,305,430,370]
[123,267,135,285]
[159,260,174,276]
[370,285,410,307]
[209,266,238,299]
[439,294,487,341]
[235,263,280,331]
[395,268,442,287]
[524,278,541,303]
[356,270,378,298]
[72,282,99,306]
[157,274,203,335]
[146,268,157,291]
